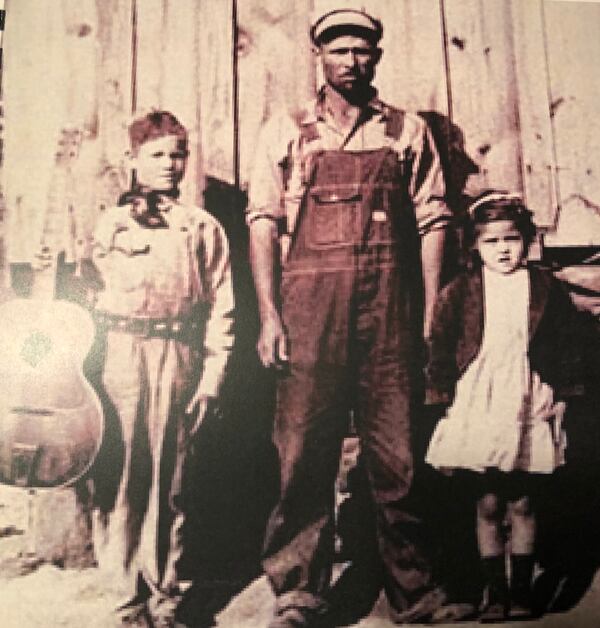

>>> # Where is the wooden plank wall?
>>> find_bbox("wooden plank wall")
[542,0,600,246]
[1,0,233,269]
[236,0,314,184]
[2,0,600,268]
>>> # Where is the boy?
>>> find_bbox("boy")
[88,111,234,627]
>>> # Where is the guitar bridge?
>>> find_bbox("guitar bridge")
[11,443,42,487]
[10,407,55,416]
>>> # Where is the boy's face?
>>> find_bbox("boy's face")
[131,134,187,193]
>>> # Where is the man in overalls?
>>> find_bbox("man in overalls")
[247,8,451,626]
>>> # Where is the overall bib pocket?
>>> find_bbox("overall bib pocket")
[307,185,362,250]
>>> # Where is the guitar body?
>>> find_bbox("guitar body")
[0,298,103,488]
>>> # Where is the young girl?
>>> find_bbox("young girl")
[424,191,586,621]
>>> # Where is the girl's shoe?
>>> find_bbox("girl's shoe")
[479,601,508,623]
[509,585,535,620]
[509,554,536,620]
[509,601,534,620]
[479,557,509,623]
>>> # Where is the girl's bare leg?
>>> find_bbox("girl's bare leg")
[509,496,535,555]
[477,493,505,557]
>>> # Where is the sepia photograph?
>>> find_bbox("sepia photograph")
[0,1,599,626]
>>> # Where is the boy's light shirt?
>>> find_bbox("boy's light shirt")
[91,199,234,400]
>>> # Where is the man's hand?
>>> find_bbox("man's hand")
[423,303,435,341]
[185,393,210,435]
[257,313,289,369]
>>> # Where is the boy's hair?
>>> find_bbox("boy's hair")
[128,110,188,153]
[467,190,537,251]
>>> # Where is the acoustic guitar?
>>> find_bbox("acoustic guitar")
[0,127,104,488]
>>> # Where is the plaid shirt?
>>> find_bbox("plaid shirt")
[247,86,451,251]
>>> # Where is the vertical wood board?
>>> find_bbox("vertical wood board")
[442,0,522,196]
[543,0,600,245]
[237,0,313,186]
[510,0,558,228]
[371,0,449,116]
[197,0,235,186]
[3,0,77,263]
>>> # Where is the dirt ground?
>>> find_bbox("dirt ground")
[2,485,600,628]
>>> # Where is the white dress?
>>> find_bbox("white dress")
[425,267,566,474]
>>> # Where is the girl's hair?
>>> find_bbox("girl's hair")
[466,190,537,252]
[128,110,188,154]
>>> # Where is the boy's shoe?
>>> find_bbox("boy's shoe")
[147,594,182,628]
[116,602,152,627]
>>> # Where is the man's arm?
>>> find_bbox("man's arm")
[421,227,446,339]
[409,119,451,337]
[249,217,288,369]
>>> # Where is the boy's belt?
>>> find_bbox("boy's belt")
[93,311,201,339]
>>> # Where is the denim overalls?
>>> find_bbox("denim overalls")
[263,108,436,614]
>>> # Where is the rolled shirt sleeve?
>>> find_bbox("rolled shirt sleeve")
[247,104,452,238]
[195,220,235,399]
[406,116,452,236]
[246,112,298,227]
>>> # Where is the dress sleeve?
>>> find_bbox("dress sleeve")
[424,276,462,404]
[195,220,235,399]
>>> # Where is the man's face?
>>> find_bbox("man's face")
[317,35,380,95]
[131,134,187,192]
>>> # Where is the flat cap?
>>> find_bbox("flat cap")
[310,9,383,45]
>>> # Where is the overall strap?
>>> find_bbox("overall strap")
[299,121,320,143]
[282,121,321,188]
[384,106,405,141]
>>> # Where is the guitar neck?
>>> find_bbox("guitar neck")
[31,127,81,299]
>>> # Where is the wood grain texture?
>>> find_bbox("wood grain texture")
[135,0,235,199]
[510,0,558,228]
[3,0,71,263]
[237,0,314,185]
[3,0,599,260]
[370,0,448,116]
[542,0,600,246]
[442,0,522,197]
[196,0,235,186]
[89,0,133,227]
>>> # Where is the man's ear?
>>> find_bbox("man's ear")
[311,43,322,58]
[372,47,383,66]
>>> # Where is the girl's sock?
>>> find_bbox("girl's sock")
[510,554,535,616]
[480,555,508,619]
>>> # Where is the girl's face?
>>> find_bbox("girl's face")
[475,219,526,274]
